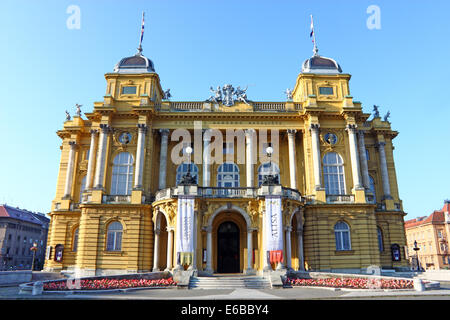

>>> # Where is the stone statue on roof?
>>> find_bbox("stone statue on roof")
[75,104,82,117]
[373,105,380,118]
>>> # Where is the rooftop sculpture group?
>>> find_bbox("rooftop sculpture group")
[207,84,251,106]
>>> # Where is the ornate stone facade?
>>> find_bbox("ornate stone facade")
[44,42,409,277]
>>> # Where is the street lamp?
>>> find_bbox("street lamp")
[262,146,279,186]
[30,242,38,271]
[413,240,421,271]
[179,146,196,185]
[185,146,193,175]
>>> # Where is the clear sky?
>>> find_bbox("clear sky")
[0,0,449,219]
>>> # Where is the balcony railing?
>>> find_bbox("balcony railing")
[253,102,286,112]
[326,194,355,204]
[102,195,131,204]
[154,186,303,202]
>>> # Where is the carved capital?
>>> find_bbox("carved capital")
[90,129,98,136]
[159,129,170,137]
[345,124,358,133]
[287,129,297,136]
[68,141,77,149]
[137,124,148,135]
[309,123,320,132]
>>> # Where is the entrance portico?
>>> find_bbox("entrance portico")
[204,205,256,275]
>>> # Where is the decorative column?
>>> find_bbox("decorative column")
[93,124,110,189]
[285,226,292,270]
[152,228,160,272]
[297,228,305,271]
[245,229,254,274]
[133,124,148,189]
[287,129,297,189]
[245,129,256,189]
[158,129,170,190]
[377,142,392,199]
[205,226,213,274]
[85,130,98,190]
[357,130,371,190]
[203,130,211,187]
[310,124,322,190]
[63,141,77,199]
[346,124,364,190]
[165,228,174,271]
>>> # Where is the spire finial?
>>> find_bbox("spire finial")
[137,11,145,55]
[310,15,318,56]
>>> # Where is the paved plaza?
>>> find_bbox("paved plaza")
[2,283,450,300]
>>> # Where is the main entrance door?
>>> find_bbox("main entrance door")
[217,221,240,273]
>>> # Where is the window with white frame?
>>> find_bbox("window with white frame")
[73,228,79,252]
[258,162,281,186]
[323,152,346,195]
[223,142,234,155]
[377,227,384,252]
[79,175,86,202]
[110,152,134,195]
[176,163,199,185]
[106,221,123,251]
[334,221,351,251]
[217,163,240,188]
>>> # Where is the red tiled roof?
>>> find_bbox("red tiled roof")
[405,202,448,229]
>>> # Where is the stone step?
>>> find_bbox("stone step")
[189,276,271,289]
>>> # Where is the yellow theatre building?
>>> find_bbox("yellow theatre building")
[43,37,409,277]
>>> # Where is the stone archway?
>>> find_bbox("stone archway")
[153,211,169,271]
[289,208,305,271]
[204,205,255,274]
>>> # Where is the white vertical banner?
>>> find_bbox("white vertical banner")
[176,196,195,253]
[265,196,283,251]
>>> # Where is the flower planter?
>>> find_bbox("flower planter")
[284,277,413,290]
[42,277,176,291]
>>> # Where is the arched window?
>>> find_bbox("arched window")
[110,152,134,195]
[79,175,87,202]
[334,221,351,251]
[258,162,281,186]
[368,175,376,203]
[176,163,199,185]
[72,228,79,252]
[106,221,123,251]
[217,163,240,188]
[377,227,384,252]
[323,152,345,195]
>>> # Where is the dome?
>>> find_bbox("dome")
[113,52,155,73]
[302,54,342,74]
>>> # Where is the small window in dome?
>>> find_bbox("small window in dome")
[122,86,137,95]
[319,87,333,95]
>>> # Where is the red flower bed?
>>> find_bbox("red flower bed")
[284,277,413,290]
[43,277,176,291]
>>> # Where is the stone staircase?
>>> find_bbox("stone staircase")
[189,275,271,289]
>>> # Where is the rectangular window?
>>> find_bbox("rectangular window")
[121,86,137,95]
[223,142,234,155]
[319,87,333,95]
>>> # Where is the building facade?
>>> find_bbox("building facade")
[405,201,450,270]
[44,43,409,276]
[0,205,50,270]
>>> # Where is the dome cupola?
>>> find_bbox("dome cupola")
[113,52,155,74]
[302,54,342,74]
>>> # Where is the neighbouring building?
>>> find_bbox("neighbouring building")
[0,204,50,270]
[43,28,409,277]
[405,201,450,270]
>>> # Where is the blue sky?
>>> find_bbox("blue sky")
[0,0,449,219]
